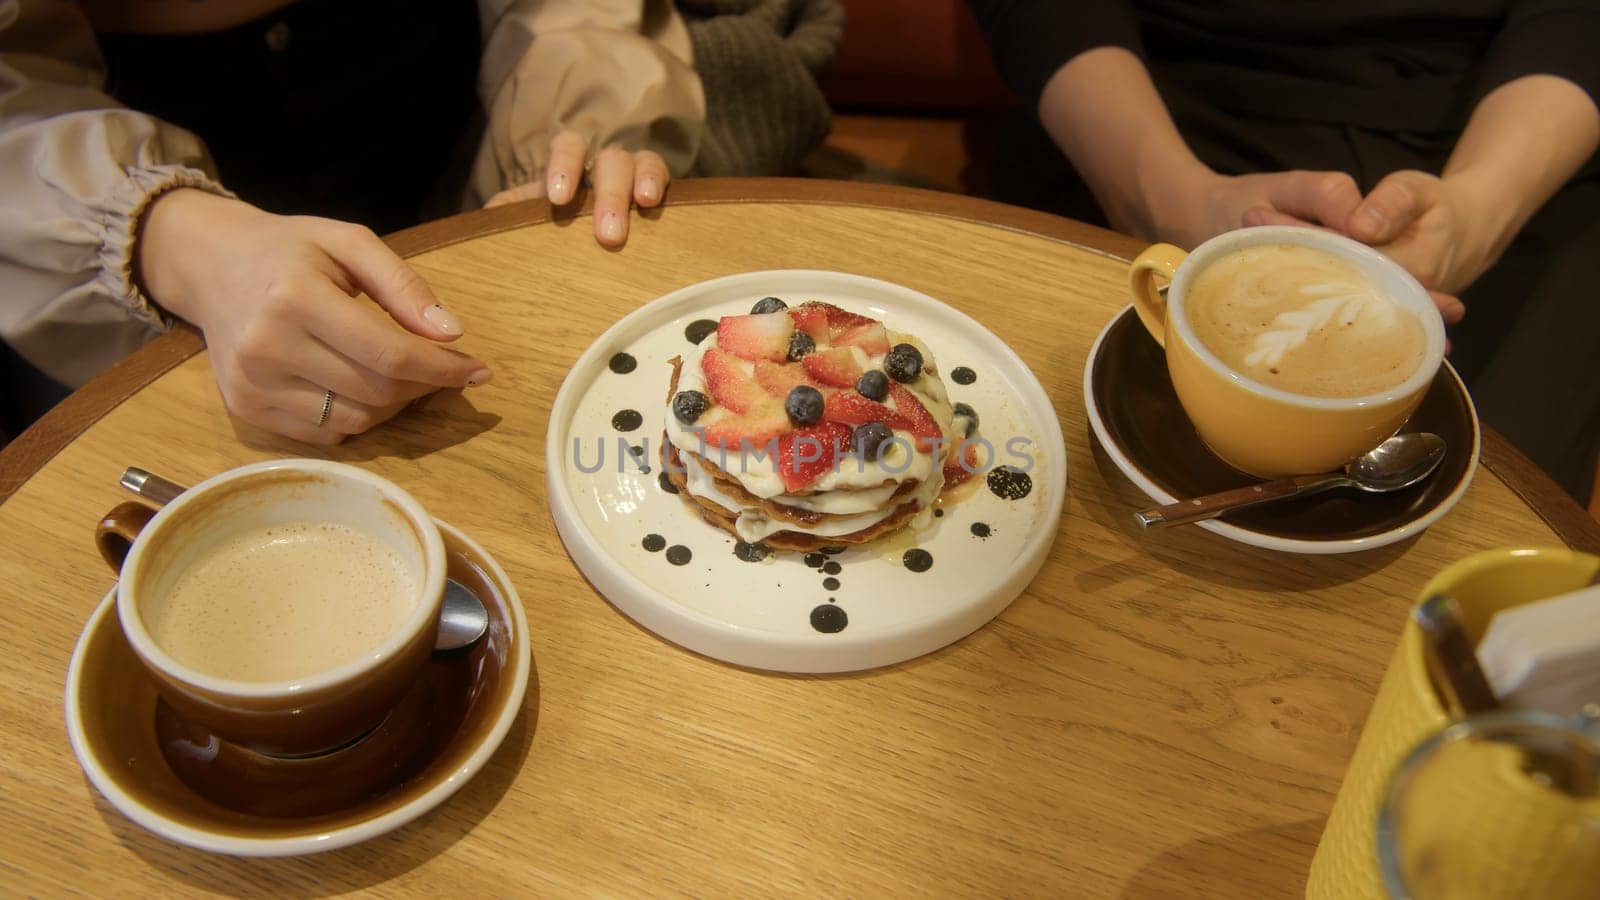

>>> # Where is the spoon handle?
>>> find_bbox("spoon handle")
[1134,474,1347,529]
[119,467,187,506]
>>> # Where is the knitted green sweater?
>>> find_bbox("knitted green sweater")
[680,0,844,176]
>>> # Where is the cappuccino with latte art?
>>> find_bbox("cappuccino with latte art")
[1184,243,1428,399]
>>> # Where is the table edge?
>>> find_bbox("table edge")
[3,177,1595,553]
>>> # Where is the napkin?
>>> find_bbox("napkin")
[1478,585,1600,717]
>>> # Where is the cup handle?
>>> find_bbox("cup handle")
[96,501,157,572]
[1128,243,1188,348]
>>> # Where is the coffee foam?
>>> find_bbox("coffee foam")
[143,521,416,683]
[1185,243,1427,399]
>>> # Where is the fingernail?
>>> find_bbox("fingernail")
[422,303,463,336]
[1356,207,1387,236]
[638,177,660,204]
[465,368,493,387]
[600,212,623,243]
[551,173,569,203]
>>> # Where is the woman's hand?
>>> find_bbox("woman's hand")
[484,129,671,247]
[1154,169,1364,250]
[1242,171,1477,323]
[1344,171,1492,320]
[137,189,491,445]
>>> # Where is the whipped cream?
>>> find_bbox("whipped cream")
[681,450,945,542]
[665,333,953,501]
[664,325,954,541]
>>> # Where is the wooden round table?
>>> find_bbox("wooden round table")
[2,179,1595,896]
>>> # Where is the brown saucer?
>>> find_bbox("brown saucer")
[1085,306,1479,553]
[65,521,530,856]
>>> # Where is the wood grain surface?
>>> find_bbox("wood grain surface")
[0,180,1583,897]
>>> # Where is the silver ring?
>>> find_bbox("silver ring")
[316,389,335,427]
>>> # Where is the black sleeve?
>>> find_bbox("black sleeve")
[964,0,1144,113]
[1474,0,1600,109]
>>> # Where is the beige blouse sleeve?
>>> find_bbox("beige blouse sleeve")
[465,0,707,207]
[0,0,231,388]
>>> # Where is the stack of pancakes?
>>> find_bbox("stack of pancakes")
[660,300,961,552]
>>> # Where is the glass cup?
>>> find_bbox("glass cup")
[1377,708,1600,899]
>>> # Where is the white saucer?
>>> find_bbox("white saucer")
[546,270,1067,673]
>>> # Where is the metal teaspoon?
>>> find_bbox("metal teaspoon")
[1133,432,1448,529]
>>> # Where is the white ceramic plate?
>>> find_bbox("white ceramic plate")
[546,270,1067,672]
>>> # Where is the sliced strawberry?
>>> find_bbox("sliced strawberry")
[788,306,829,344]
[888,383,944,451]
[700,405,791,453]
[717,312,794,362]
[754,360,823,398]
[832,322,891,356]
[802,301,877,334]
[777,421,853,492]
[823,391,905,429]
[701,346,764,414]
[942,442,982,487]
[801,347,865,388]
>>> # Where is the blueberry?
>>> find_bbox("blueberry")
[853,422,893,459]
[787,330,815,361]
[785,385,824,426]
[952,401,978,437]
[673,390,710,425]
[884,343,923,382]
[751,296,787,314]
[855,369,889,401]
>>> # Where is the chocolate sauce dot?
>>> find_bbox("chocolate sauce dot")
[822,577,840,591]
[628,444,651,473]
[933,508,944,518]
[971,522,992,539]
[820,546,847,555]
[642,534,666,552]
[822,561,842,575]
[903,549,933,572]
[733,541,772,563]
[612,409,643,432]
[810,604,848,633]
[950,366,977,385]
[608,352,637,374]
[803,552,826,568]
[986,466,1033,501]
[658,471,679,494]
[684,319,718,344]
[665,545,693,566]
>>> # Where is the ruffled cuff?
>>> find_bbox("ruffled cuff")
[94,164,235,331]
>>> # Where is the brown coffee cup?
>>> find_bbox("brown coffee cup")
[96,460,445,757]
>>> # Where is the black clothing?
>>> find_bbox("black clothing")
[98,0,483,237]
[969,0,1600,503]
[967,1,1600,135]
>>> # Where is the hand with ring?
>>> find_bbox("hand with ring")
[137,189,492,445]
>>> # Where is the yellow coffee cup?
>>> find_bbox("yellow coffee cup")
[1127,227,1446,477]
